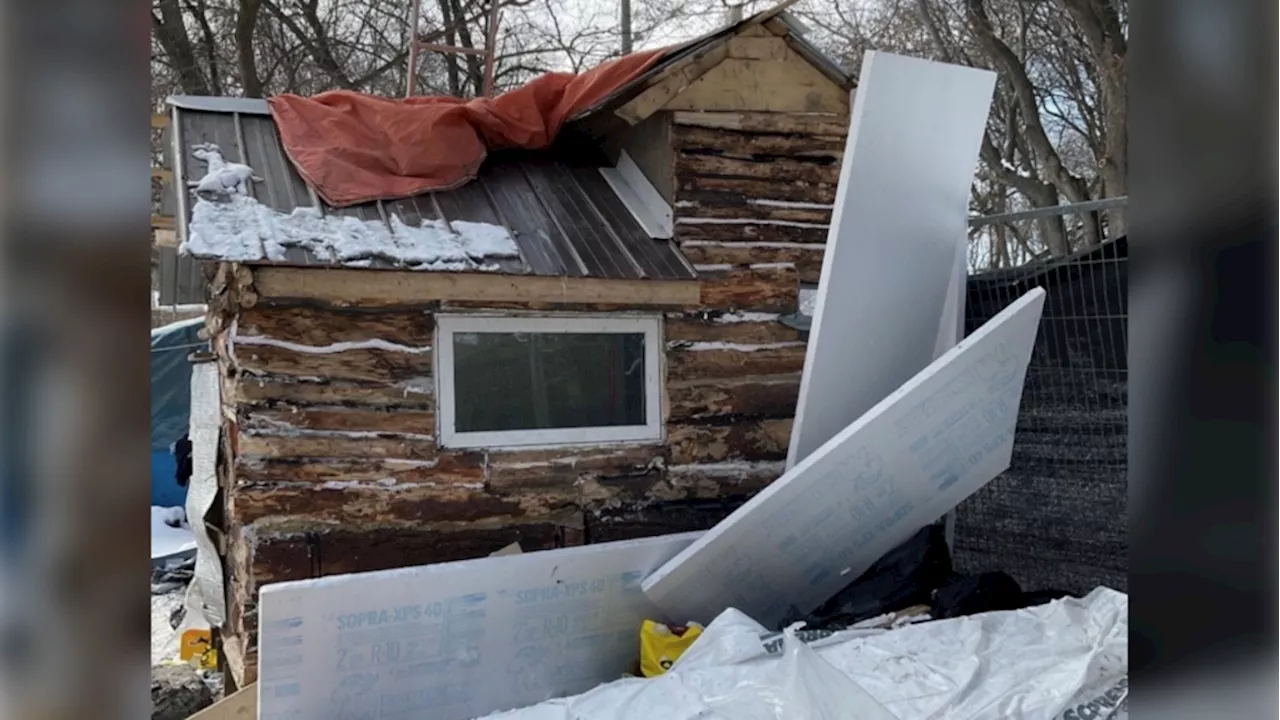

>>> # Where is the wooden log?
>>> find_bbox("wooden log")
[676,152,840,185]
[672,111,849,137]
[667,343,807,381]
[664,459,786,498]
[680,241,827,284]
[676,220,829,245]
[699,265,799,312]
[614,42,730,125]
[672,125,845,159]
[585,499,748,542]
[665,312,803,345]
[674,199,833,224]
[234,376,434,409]
[252,267,702,308]
[248,523,562,586]
[234,454,480,486]
[486,444,667,491]
[668,418,793,464]
[235,343,432,384]
[230,483,524,526]
[240,406,436,435]
[667,374,801,421]
[676,175,838,205]
[237,432,437,461]
[237,305,434,347]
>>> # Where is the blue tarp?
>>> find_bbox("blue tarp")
[151,318,207,506]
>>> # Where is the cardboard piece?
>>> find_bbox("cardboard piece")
[787,51,996,470]
[257,532,701,720]
[642,289,1046,626]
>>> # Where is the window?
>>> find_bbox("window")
[436,315,663,448]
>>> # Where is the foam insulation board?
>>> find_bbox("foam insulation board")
[642,288,1046,627]
[256,532,701,720]
[786,51,997,470]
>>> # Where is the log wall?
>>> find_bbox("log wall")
[209,259,809,686]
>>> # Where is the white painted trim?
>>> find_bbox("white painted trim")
[436,314,664,449]
[598,151,674,239]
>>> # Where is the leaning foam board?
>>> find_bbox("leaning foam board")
[256,532,701,720]
[643,288,1046,627]
[787,51,997,470]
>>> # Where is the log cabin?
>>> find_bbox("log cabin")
[166,6,853,688]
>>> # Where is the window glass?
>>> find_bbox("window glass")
[452,331,647,433]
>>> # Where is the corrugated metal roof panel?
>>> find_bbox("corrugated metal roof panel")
[172,107,695,281]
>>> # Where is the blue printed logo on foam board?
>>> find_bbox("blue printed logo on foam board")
[330,672,379,720]
[973,342,1019,391]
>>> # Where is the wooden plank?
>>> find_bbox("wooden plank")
[237,306,434,347]
[675,221,829,245]
[676,152,840,185]
[615,43,730,125]
[240,406,436,435]
[676,175,839,205]
[673,125,845,159]
[251,267,702,308]
[668,418,793,464]
[699,265,799,312]
[152,112,171,129]
[234,376,434,409]
[679,241,826,283]
[236,343,433,384]
[667,343,807,382]
[152,214,176,230]
[152,166,173,181]
[188,683,256,720]
[664,51,849,114]
[665,313,804,344]
[667,373,801,421]
[672,110,849,136]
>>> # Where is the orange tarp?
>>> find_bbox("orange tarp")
[266,49,667,208]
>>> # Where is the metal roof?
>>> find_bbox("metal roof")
[168,99,696,281]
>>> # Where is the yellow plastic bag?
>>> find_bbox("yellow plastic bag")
[639,620,704,677]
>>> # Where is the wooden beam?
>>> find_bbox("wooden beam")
[614,42,729,125]
[188,683,257,719]
[152,214,176,230]
[152,112,170,129]
[252,267,703,308]
[152,167,173,182]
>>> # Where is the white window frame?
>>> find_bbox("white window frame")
[435,314,663,449]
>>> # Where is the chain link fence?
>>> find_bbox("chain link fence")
[952,202,1128,594]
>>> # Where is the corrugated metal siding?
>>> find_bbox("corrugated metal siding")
[172,101,695,281]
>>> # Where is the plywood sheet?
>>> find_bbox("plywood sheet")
[256,532,701,720]
[786,52,997,470]
[641,288,1046,626]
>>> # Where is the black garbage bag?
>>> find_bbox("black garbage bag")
[780,523,953,631]
[174,435,193,488]
[930,574,1079,619]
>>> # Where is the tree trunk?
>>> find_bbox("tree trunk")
[237,0,265,97]
[620,0,632,54]
[152,0,210,95]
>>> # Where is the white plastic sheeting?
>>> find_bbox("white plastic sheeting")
[481,587,1128,720]
[643,289,1046,626]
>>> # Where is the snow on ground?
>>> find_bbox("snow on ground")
[151,588,185,665]
[152,506,197,559]
[182,145,520,271]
